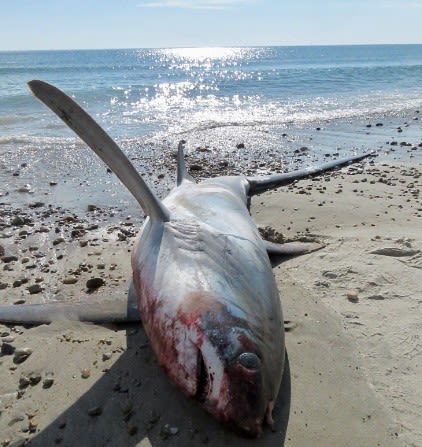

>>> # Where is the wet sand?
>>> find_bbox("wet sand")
[0,160,421,446]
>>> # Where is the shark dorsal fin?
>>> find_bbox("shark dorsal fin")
[28,80,170,222]
[176,141,195,186]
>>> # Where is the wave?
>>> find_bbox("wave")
[0,135,78,147]
[0,115,21,125]
[2,88,421,148]
[120,91,422,137]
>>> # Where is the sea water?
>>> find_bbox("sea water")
[1,45,421,210]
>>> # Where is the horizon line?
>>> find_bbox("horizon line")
[1,42,422,53]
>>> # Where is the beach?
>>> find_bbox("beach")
[1,45,422,446]
[1,156,421,447]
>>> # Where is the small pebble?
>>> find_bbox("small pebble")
[13,348,32,364]
[19,376,30,389]
[81,368,91,379]
[86,277,105,290]
[28,418,38,433]
[102,352,112,361]
[18,185,31,193]
[346,290,359,303]
[323,271,338,279]
[62,276,78,285]
[8,415,25,426]
[27,284,42,294]
[1,342,16,356]
[367,294,385,300]
[29,372,42,386]
[1,256,18,263]
[2,335,15,343]
[42,377,55,389]
[189,164,203,171]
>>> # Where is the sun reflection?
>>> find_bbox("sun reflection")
[114,47,271,133]
[158,47,263,64]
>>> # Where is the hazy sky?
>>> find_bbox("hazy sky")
[1,0,422,51]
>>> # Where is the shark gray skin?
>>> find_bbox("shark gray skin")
[0,80,375,436]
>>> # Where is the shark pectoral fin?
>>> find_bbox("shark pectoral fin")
[264,240,323,264]
[247,152,376,196]
[0,285,141,325]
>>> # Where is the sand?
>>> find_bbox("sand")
[0,160,421,447]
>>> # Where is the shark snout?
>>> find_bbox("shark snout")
[196,338,269,436]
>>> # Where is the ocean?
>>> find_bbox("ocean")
[1,45,422,212]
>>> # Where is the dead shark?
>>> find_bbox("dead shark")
[0,80,374,436]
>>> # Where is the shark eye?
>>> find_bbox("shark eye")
[238,352,261,370]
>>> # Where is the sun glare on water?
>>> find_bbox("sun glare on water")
[156,47,264,66]
[162,47,243,60]
[121,46,269,134]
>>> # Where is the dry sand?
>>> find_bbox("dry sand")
[0,160,421,447]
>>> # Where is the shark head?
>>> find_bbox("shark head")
[196,315,279,436]
[175,292,282,437]
[196,326,270,435]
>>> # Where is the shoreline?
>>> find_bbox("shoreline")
[1,106,421,216]
[0,159,421,446]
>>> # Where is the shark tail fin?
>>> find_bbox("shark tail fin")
[28,80,170,222]
[247,152,375,196]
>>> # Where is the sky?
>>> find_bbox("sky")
[1,0,422,51]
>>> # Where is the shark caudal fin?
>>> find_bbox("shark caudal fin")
[28,80,170,222]
[176,141,195,186]
[247,151,375,196]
